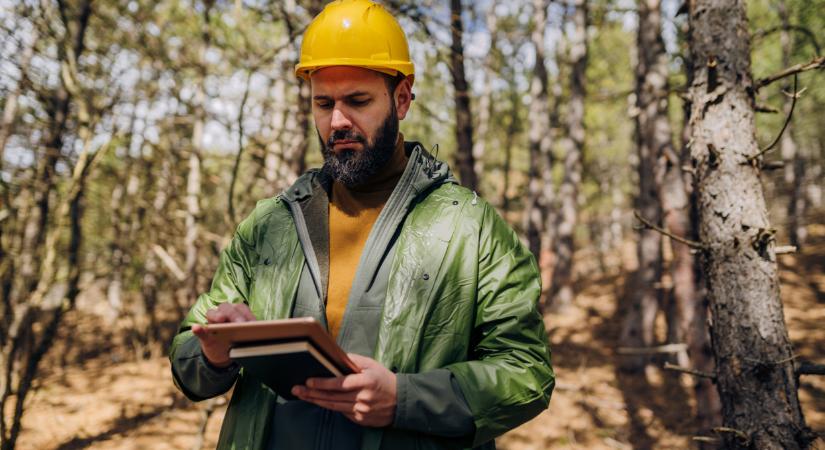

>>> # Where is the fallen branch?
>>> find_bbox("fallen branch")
[749,74,800,162]
[634,211,706,250]
[692,436,719,443]
[797,361,825,376]
[663,362,716,381]
[618,343,687,355]
[755,55,824,90]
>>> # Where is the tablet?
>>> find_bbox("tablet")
[202,317,360,374]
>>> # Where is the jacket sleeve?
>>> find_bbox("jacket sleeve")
[444,201,555,447]
[168,207,261,401]
[392,369,475,438]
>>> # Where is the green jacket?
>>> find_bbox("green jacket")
[169,143,554,449]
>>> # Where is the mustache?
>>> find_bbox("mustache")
[326,130,366,148]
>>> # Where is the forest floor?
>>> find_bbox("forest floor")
[10,227,825,450]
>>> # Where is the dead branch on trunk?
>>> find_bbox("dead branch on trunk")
[617,343,687,355]
[754,104,779,113]
[774,245,797,255]
[749,74,800,163]
[663,362,716,381]
[755,55,824,90]
[633,210,706,250]
[712,427,750,445]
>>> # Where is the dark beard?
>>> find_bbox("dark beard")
[319,105,399,188]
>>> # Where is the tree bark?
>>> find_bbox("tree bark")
[550,0,587,309]
[449,0,477,191]
[671,20,721,430]
[687,1,812,447]
[620,0,667,372]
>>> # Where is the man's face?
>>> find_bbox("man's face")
[310,66,412,187]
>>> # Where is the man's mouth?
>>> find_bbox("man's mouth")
[332,139,363,151]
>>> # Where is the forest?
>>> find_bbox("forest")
[0,0,824,449]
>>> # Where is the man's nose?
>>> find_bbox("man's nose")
[330,107,352,130]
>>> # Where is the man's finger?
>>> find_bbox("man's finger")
[297,388,358,403]
[205,309,227,323]
[306,373,370,391]
[347,353,379,370]
[240,304,256,321]
[218,303,245,322]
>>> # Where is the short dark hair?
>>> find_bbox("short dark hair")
[383,72,408,96]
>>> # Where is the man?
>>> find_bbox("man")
[168,1,554,449]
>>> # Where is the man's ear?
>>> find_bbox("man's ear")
[394,75,414,120]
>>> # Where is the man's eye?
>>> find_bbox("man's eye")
[349,98,370,106]
[317,102,333,109]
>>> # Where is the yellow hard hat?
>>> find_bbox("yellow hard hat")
[294,0,415,80]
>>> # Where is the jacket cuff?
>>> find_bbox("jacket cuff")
[392,368,475,439]
[200,352,241,374]
[171,333,240,400]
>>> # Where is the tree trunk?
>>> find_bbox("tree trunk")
[0,27,36,165]
[778,1,806,249]
[550,0,587,309]
[687,1,811,447]
[185,83,205,302]
[500,83,518,213]
[449,0,477,191]
[524,0,551,260]
[471,5,497,193]
[620,0,667,372]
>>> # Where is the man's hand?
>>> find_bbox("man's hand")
[292,353,397,427]
[191,303,256,368]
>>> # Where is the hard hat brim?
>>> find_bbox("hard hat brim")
[295,58,415,81]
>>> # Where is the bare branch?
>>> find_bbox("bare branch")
[633,210,706,250]
[755,56,824,90]
[752,25,822,55]
[663,362,717,381]
[617,343,687,355]
[749,74,799,162]
[227,70,253,227]
[774,245,797,255]
[713,427,750,444]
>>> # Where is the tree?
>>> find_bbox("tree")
[619,0,666,372]
[687,1,813,447]
[524,0,552,261]
[550,0,587,308]
[449,0,478,191]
